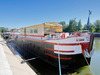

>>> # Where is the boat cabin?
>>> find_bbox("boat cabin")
[13,22,63,39]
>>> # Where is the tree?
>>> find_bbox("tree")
[63,24,69,32]
[83,24,88,30]
[0,27,7,33]
[77,20,82,31]
[59,21,66,26]
[82,23,95,32]
[11,28,16,31]
[68,19,78,32]
[94,20,100,32]
[59,21,69,32]
[62,19,78,32]
[89,23,95,32]
[0,29,2,32]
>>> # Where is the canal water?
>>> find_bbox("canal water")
[75,37,100,75]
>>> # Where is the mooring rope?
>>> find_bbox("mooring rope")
[77,35,95,75]
[57,34,62,75]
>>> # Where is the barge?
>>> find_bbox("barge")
[10,22,94,69]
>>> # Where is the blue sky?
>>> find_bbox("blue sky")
[0,0,100,29]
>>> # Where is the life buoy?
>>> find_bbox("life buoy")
[77,33,81,36]
[13,32,15,35]
[71,33,75,37]
[61,33,65,39]
[71,33,73,37]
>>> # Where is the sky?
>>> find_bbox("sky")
[0,0,100,29]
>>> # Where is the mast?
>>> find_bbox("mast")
[87,10,92,30]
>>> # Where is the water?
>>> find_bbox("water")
[90,38,100,75]
[76,38,100,75]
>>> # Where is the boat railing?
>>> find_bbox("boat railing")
[45,32,90,40]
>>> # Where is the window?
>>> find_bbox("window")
[52,28,55,33]
[34,28,38,33]
[30,29,33,33]
[45,29,50,33]
[24,29,26,33]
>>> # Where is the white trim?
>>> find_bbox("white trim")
[46,36,90,44]
[54,45,82,55]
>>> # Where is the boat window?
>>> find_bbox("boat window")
[45,29,50,33]
[52,28,55,33]
[30,29,33,33]
[24,29,26,33]
[34,28,38,33]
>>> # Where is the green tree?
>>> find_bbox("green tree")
[63,24,69,32]
[11,28,16,31]
[0,29,2,32]
[63,19,78,32]
[0,27,8,33]
[82,23,95,32]
[68,19,78,32]
[59,21,69,32]
[94,20,100,32]
[83,24,88,30]
[89,23,95,32]
[77,20,82,31]
[59,21,66,26]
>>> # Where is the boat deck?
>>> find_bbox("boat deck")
[0,36,37,75]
